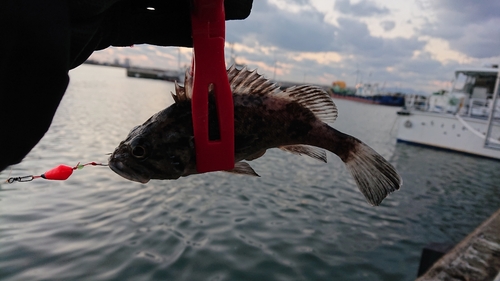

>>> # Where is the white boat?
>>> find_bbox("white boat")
[396,66,500,159]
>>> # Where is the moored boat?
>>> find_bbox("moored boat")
[330,81,405,106]
[126,67,182,82]
[396,65,500,159]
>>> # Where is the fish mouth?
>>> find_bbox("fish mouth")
[108,159,150,184]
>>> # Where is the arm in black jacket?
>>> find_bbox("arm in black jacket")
[0,0,252,172]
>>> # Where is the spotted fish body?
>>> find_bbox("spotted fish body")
[109,66,402,206]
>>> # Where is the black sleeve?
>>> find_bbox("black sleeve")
[0,0,252,172]
[0,0,71,172]
[69,0,253,68]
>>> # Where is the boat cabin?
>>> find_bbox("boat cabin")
[407,66,500,117]
[450,67,499,117]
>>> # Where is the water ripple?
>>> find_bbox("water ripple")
[1,65,500,281]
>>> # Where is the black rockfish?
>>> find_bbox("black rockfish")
[109,66,402,206]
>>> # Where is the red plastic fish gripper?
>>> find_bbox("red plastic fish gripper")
[190,0,235,173]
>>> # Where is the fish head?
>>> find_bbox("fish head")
[108,109,195,183]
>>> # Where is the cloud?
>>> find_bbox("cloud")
[227,3,427,86]
[87,0,500,94]
[380,20,395,32]
[227,1,336,52]
[453,19,500,58]
[334,0,390,17]
[335,17,424,64]
[420,0,500,58]
[434,0,500,24]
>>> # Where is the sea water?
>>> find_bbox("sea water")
[1,64,499,281]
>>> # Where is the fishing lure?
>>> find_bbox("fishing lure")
[5,162,107,184]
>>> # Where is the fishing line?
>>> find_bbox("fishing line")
[5,162,108,184]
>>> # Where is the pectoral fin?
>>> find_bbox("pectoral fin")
[224,162,260,177]
[245,150,266,161]
[279,145,327,163]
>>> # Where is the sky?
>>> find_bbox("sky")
[89,0,500,94]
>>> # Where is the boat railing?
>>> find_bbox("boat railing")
[468,98,500,118]
[404,94,429,111]
[404,93,500,120]
[484,72,500,150]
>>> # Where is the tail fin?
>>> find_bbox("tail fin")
[344,141,402,206]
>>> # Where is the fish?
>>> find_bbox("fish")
[109,66,402,206]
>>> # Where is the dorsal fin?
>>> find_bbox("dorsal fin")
[281,85,338,124]
[175,65,337,124]
[227,66,337,124]
[172,70,193,103]
[227,65,282,96]
[175,65,275,102]
[171,81,187,103]
[184,68,193,100]
[279,145,327,163]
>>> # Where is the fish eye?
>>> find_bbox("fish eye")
[129,137,150,159]
[132,146,146,158]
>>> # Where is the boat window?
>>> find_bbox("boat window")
[453,71,497,98]
[452,72,474,95]
[473,75,496,97]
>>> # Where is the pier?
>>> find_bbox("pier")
[416,208,500,281]
[126,67,182,82]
